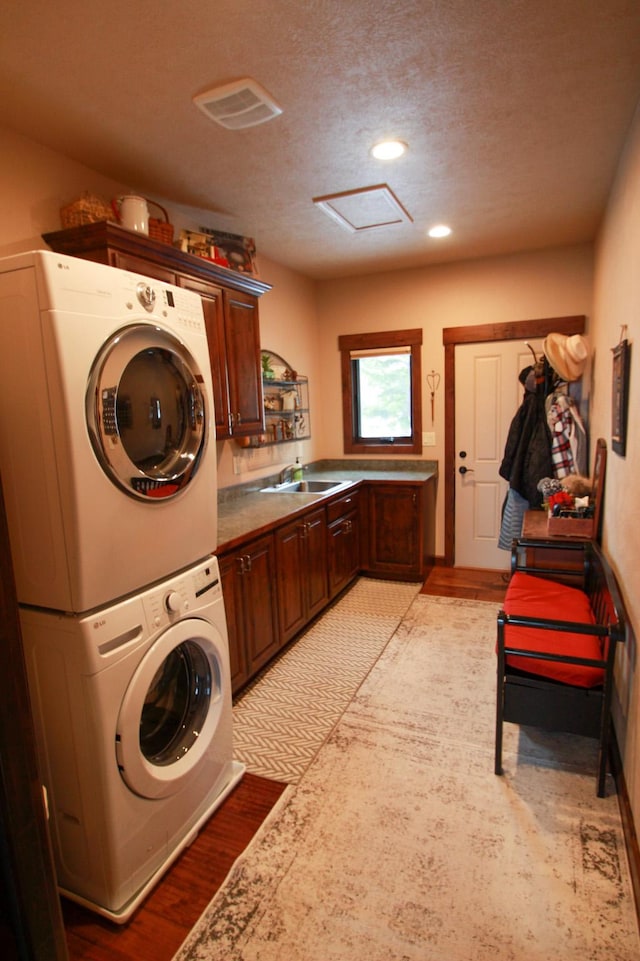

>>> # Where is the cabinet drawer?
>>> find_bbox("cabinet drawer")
[327,488,359,524]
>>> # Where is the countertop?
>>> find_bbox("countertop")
[217,458,438,553]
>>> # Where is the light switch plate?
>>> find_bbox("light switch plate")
[422,432,436,446]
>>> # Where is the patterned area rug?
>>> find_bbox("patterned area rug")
[231,577,421,782]
[176,595,640,961]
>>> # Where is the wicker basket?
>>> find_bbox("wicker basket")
[148,200,174,244]
[60,191,112,228]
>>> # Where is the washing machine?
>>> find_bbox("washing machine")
[19,554,244,923]
[0,249,218,613]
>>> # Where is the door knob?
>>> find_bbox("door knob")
[458,465,475,475]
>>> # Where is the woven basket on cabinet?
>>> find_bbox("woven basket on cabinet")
[60,192,112,228]
[148,200,174,244]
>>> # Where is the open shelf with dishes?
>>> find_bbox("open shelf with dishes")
[243,351,310,447]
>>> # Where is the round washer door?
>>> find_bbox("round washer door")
[86,323,208,500]
[116,617,227,799]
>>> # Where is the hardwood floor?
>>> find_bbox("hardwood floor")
[62,773,287,961]
[421,563,508,603]
[63,567,504,961]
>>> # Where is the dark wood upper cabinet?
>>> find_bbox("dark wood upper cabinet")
[42,222,270,441]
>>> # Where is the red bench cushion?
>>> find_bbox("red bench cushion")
[503,572,604,688]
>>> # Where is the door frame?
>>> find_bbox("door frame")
[442,315,585,566]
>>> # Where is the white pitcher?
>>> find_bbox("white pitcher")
[114,195,149,234]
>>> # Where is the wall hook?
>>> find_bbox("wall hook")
[426,370,440,424]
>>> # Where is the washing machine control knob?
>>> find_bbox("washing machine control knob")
[136,281,156,312]
[165,590,182,614]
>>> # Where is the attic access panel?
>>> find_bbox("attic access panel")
[313,184,413,233]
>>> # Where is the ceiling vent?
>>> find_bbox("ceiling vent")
[193,78,282,130]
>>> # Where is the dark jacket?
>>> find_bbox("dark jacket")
[499,375,553,507]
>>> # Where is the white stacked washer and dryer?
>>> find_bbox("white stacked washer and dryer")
[0,250,244,922]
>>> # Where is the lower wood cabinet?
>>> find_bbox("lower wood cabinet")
[327,490,360,599]
[362,480,435,581]
[219,533,280,693]
[220,477,434,692]
[275,506,328,645]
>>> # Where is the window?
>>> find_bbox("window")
[338,329,422,454]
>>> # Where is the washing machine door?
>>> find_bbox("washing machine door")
[116,617,227,799]
[86,323,208,500]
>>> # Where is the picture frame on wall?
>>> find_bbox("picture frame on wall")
[611,339,630,456]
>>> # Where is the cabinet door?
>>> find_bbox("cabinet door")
[275,507,328,645]
[328,509,360,599]
[275,518,307,644]
[366,483,422,580]
[223,289,265,436]
[177,277,231,439]
[304,507,329,619]
[219,534,279,692]
[242,534,280,676]
[219,551,249,693]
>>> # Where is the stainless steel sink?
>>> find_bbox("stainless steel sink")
[260,479,347,494]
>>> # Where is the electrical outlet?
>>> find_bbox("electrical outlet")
[423,431,436,447]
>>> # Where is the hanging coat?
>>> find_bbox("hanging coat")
[546,388,588,478]
[499,367,554,507]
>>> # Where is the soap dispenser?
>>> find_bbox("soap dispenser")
[293,457,303,481]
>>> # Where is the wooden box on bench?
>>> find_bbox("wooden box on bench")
[546,513,594,538]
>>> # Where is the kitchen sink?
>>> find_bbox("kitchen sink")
[260,479,347,494]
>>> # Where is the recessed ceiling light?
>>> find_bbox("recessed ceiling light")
[371,140,407,160]
[428,224,452,238]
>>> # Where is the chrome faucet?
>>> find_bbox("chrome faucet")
[279,463,298,485]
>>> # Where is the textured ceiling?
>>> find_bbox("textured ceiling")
[1,1,640,280]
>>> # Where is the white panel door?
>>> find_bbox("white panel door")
[454,340,543,570]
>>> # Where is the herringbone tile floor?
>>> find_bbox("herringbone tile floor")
[231,577,420,782]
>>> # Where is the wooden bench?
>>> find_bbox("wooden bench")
[495,538,626,796]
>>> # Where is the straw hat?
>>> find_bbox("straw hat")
[543,333,589,382]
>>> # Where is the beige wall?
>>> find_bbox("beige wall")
[314,247,594,556]
[591,99,640,822]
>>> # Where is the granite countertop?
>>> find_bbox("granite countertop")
[217,458,438,553]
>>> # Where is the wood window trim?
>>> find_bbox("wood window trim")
[339,328,423,455]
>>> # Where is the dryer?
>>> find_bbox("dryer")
[20,554,244,923]
[0,249,217,613]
